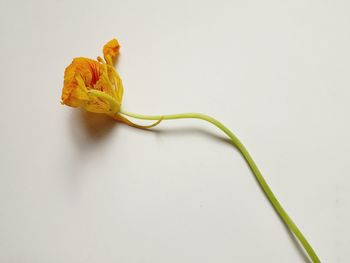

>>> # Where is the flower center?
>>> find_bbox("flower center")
[88,61,101,86]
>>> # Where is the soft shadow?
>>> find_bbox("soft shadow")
[66,109,120,190]
[69,109,118,151]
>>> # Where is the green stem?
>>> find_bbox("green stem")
[119,108,320,263]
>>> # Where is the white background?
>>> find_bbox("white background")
[0,0,349,262]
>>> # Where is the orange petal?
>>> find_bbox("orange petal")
[103,39,120,63]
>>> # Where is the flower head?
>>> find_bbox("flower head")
[61,38,163,129]
[61,39,123,115]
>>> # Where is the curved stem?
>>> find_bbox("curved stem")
[119,108,320,263]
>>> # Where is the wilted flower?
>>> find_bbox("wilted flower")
[61,39,123,116]
[61,39,160,128]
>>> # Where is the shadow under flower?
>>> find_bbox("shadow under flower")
[66,109,121,192]
[70,109,118,151]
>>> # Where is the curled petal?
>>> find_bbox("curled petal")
[103,39,120,64]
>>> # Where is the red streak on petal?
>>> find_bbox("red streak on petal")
[89,62,101,86]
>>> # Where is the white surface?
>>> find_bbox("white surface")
[0,0,349,262]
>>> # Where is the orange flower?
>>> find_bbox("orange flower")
[61,39,161,128]
[61,39,123,116]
